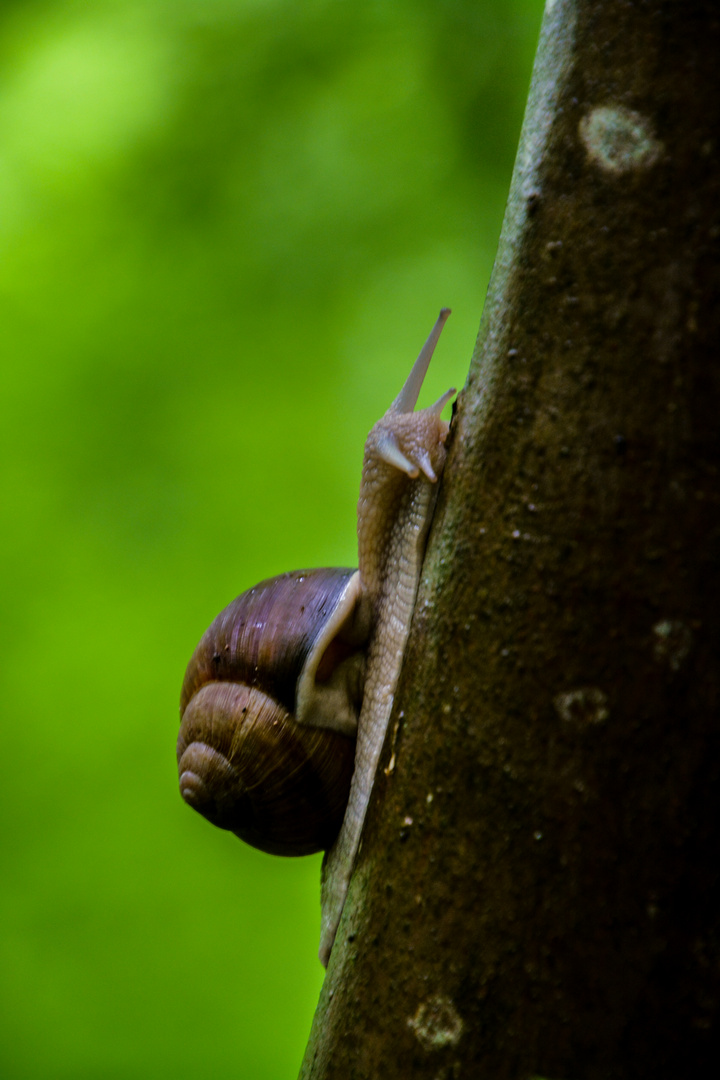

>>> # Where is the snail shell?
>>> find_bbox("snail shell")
[177,567,370,856]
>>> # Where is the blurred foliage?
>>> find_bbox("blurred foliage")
[0,0,543,1076]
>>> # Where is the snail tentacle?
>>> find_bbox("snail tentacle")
[390,307,451,414]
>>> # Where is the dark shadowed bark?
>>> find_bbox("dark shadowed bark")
[300,1,720,1076]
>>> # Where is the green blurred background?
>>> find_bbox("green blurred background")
[0,1,542,1076]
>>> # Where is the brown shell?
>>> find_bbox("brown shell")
[178,568,363,856]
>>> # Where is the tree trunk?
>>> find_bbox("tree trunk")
[300,1,720,1076]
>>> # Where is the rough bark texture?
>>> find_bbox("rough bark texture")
[300,1,720,1076]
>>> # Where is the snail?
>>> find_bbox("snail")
[178,308,455,965]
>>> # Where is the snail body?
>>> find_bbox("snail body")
[178,309,454,964]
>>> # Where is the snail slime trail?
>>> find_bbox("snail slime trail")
[177,309,455,966]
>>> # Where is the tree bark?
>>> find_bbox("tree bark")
[300,1,720,1076]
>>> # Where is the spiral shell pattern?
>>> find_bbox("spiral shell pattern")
[178,568,363,856]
